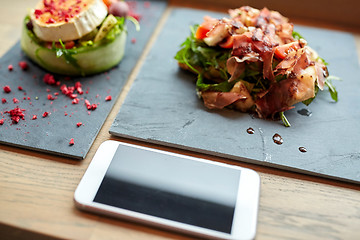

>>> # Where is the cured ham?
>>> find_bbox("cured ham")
[175,6,337,126]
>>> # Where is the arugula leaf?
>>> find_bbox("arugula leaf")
[292,31,304,40]
[325,77,338,102]
[56,40,80,64]
[196,74,235,92]
[280,111,291,127]
[175,24,231,81]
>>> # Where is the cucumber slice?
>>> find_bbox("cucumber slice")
[20,16,127,76]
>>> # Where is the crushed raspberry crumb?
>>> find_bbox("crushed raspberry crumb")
[32,115,37,120]
[18,61,29,70]
[77,87,83,95]
[47,94,56,100]
[46,18,56,24]
[43,73,56,85]
[84,99,97,110]
[85,99,91,109]
[69,138,75,145]
[13,98,19,104]
[131,38,136,44]
[72,98,79,104]
[76,122,82,127]
[61,84,69,94]
[5,107,25,124]
[3,86,11,93]
[75,81,81,89]
[2,98,6,104]
[18,86,23,91]
[34,9,43,17]
[105,95,112,101]
[42,111,49,118]
[0,119,4,125]
[8,64,13,71]
[70,93,78,99]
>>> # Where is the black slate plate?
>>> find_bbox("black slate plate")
[110,8,360,183]
[0,0,167,159]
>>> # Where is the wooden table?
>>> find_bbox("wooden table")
[1,1,360,239]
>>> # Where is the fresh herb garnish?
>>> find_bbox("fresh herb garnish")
[292,31,304,40]
[280,111,291,127]
[325,76,338,102]
[55,40,80,66]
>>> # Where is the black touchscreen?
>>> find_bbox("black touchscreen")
[94,145,240,234]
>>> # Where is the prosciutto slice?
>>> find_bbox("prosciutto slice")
[201,91,247,109]
[257,50,318,118]
[232,28,277,82]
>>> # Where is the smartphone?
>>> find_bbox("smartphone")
[74,140,260,240]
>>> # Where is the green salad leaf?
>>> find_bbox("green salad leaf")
[175,25,231,81]
[325,76,338,102]
[292,31,304,40]
[196,74,235,92]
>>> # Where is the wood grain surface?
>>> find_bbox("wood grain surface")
[1,1,360,240]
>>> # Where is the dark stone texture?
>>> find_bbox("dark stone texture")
[0,1,167,159]
[110,8,360,183]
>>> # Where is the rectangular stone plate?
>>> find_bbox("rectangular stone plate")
[110,8,360,183]
[0,1,167,159]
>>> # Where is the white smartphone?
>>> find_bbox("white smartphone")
[74,140,260,240]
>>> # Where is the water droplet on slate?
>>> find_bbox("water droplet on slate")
[297,108,312,117]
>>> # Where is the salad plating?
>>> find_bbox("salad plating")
[175,6,338,126]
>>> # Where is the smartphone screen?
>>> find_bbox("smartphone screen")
[93,145,241,234]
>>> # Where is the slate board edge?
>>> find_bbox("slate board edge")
[0,138,83,160]
[109,131,359,184]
